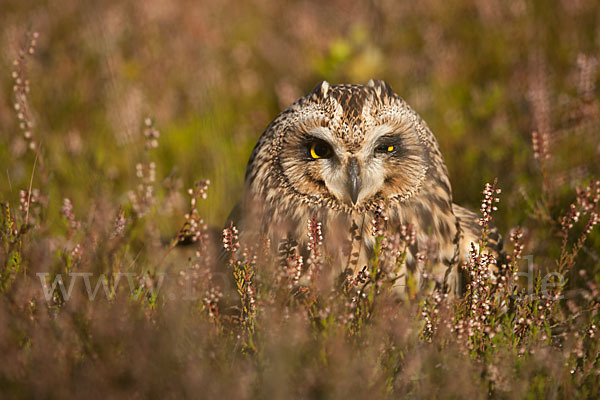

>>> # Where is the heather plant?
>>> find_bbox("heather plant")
[1,0,600,398]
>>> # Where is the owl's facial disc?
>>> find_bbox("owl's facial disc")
[303,124,425,209]
[315,136,392,207]
[278,100,428,210]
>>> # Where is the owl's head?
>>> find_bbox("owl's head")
[247,80,449,214]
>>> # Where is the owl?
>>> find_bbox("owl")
[228,80,502,295]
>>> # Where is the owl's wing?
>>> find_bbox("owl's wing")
[453,203,504,264]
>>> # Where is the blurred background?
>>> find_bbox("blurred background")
[1,0,599,238]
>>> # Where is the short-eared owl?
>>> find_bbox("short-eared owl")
[229,80,501,295]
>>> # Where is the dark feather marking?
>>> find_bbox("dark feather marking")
[415,203,433,230]
[438,219,450,238]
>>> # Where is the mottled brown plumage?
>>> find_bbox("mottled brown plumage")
[229,80,502,295]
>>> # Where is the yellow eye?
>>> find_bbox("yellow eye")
[309,141,332,159]
[376,144,396,154]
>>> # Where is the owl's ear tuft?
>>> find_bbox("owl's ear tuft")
[367,79,394,98]
[310,80,330,100]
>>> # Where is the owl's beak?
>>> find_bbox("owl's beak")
[347,158,361,205]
